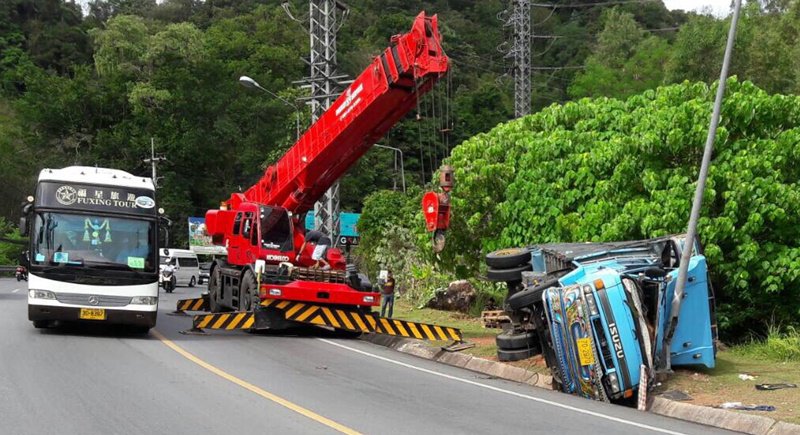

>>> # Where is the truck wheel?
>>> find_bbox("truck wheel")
[189,276,196,287]
[487,264,532,283]
[239,270,258,312]
[497,347,538,362]
[496,330,539,350]
[506,278,560,311]
[486,248,531,269]
[208,266,222,312]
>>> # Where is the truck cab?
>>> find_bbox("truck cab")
[492,235,717,402]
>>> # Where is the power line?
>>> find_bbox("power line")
[531,0,658,7]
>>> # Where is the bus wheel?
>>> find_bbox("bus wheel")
[32,320,50,329]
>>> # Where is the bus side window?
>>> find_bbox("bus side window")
[233,212,243,235]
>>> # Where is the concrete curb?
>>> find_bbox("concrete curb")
[360,333,800,435]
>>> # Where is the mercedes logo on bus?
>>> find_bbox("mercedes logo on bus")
[88,295,100,306]
[55,185,78,205]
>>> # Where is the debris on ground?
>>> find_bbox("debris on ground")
[756,383,797,391]
[738,373,757,381]
[425,280,476,313]
[717,402,776,411]
[660,390,693,401]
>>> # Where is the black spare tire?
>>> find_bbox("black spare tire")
[506,277,560,311]
[496,330,539,350]
[485,247,532,269]
[497,347,539,362]
[486,264,532,283]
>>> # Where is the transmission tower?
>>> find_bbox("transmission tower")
[500,0,531,117]
[285,1,350,244]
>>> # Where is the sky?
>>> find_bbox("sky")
[662,0,737,17]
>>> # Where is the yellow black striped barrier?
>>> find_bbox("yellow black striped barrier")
[261,299,463,342]
[192,311,256,330]
[176,297,209,313]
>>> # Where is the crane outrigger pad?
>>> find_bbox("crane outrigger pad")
[185,299,463,342]
[261,299,463,341]
[171,296,209,316]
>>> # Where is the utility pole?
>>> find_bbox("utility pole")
[284,1,350,244]
[143,138,166,188]
[500,0,531,117]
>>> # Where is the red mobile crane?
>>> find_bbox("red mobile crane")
[203,12,449,319]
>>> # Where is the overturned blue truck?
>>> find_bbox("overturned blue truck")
[485,235,717,403]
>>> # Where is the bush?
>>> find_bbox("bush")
[359,79,800,337]
[444,78,800,339]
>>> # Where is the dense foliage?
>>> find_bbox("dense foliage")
[386,79,798,337]
[0,0,695,248]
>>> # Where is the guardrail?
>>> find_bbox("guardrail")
[0,266,19,273]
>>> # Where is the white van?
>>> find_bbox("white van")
[159,248,201,287]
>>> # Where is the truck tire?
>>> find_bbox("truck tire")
[487,264,532,283]
[189,276,196,287]
[239,270,258,312]
[506,278,560,311]
[208,266,222,312]
[496,330,539,350]
[497,347,539,362]
[485,247,531,269]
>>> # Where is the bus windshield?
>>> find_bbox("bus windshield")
[32,212,156,273]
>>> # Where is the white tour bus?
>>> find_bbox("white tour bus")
[22,166,161,332]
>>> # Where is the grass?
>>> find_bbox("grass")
[732,326,800,362]
[390,296,800,424]
[660,352,800,425]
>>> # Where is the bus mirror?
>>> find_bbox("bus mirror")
[19,217,28,237]
[22,203,32,215]
[159,216,172,227]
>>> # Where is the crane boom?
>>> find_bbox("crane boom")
[202,12,448,314]
[236,11,447,214]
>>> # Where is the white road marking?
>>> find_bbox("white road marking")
[12,289,19,293]
[318,338,687,435]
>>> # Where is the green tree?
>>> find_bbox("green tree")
[569,8,669,99]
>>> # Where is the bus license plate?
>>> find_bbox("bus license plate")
[577,337,595,366]
[79,308,106,320]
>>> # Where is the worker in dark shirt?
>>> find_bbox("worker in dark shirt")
[380,270,395,318]
[296,229,332,269]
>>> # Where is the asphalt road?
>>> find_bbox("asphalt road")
[0,278,734,435]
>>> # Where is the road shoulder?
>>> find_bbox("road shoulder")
[361,333,800,435]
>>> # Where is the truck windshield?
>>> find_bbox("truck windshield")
[32,212,156,273]
[260,206,293,251]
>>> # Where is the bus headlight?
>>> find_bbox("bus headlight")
[130,296,158,305]
[29,289,56,300]
[607,372,621,393]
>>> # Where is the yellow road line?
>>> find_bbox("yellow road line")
[151,329,360,435]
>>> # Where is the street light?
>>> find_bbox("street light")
[374,144,406,193]
[239,75,301,140]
